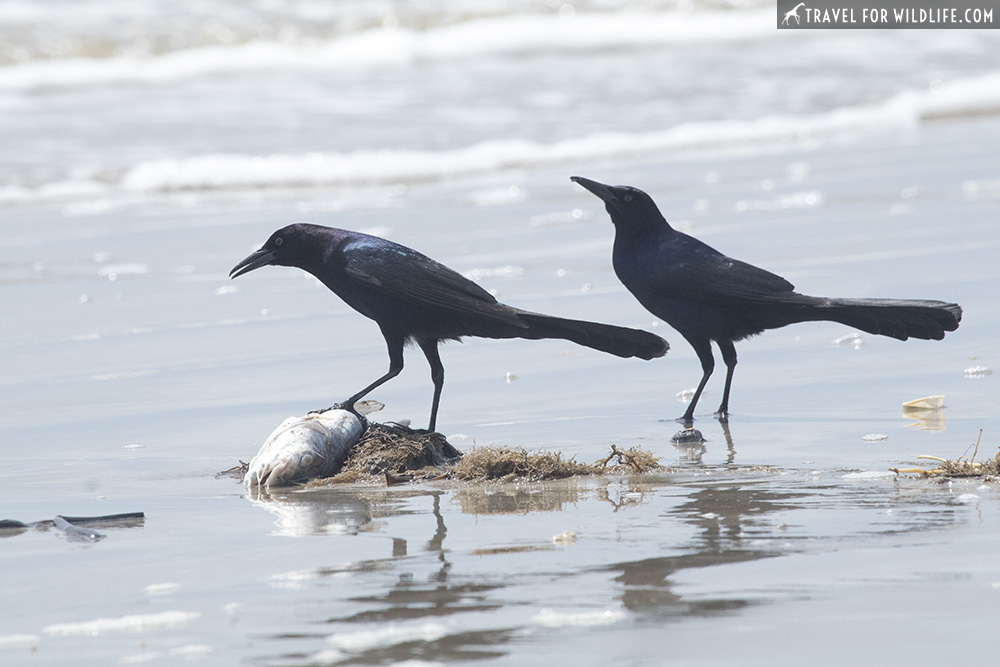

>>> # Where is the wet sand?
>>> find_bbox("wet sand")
[2,118,999,665]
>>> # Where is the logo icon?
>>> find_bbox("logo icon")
[782,2,806,24]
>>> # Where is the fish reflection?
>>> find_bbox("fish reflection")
[247,487,379,537]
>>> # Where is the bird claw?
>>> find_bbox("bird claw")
[673,410,728,424]
[309,402,359,420]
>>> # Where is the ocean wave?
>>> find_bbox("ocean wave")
[117,72,1000,192]
[0,8,773,90]
[3,71,998,206]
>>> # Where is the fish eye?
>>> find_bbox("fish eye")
[274,237,283,247]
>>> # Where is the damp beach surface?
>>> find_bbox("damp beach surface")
[3,2,1000,665]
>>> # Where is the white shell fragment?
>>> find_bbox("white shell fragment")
[832,332,864,348]
[245,410,365,488]
[901,395,944,410]
[552,530,577,545]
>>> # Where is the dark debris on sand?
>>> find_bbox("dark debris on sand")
[305,422,462,486]
[216,461,250,480]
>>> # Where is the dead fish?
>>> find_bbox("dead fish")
[244,410,365,488]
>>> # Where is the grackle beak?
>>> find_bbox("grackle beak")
[570,176,621,209]
[230,247,278,279]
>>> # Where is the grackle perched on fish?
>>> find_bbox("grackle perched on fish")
[231,223,668,431]
[572,176,961,422]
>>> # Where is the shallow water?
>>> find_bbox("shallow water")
[4,118,999,666]
[3,2,1000,665]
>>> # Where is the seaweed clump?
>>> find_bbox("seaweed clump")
[891,430,999,479]
[301,421,665,487]
[316,422,462,485]
[452,446,593,483]
[592,444,664,475]
[450,443,664,482]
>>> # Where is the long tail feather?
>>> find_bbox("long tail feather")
[822,299,962,341]
[516,311,668,360]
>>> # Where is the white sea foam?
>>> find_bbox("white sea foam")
[143,582,181,596]
[43,610,200,636]
[842,470,895,479]
[326,622,450,652]
[532,608,626,627]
